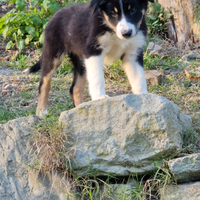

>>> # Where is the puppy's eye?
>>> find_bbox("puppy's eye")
[130,8,137,14]
[111,11,118,17]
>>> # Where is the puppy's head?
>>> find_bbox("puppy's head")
[91,0,154,40]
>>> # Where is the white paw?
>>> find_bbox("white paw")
[97,95,109,100]
[22,68,30,73]
[37,109,48,118]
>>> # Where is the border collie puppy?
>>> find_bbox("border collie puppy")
[25,0,154,117]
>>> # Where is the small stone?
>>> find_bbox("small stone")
[1,5,7,11]
[180,53,200,62]
[4,84,11,90]
[178,53,200,68]
[2,90,8,95]
[144,70,164,86]
[59,98,66,103]
[153,44,163,52]
[164,70,171,75]
[147,43,163,56]
[147,42,155,52]
[168,153,200,183]
[160,181,200,200]
[151,44,163,56]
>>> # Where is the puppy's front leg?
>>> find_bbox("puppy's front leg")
[122,53,147,94]
[85,55,108,100]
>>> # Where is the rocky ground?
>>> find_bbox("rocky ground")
[0,0,200,145]
[1,1,200,200]
[0,95,200,200]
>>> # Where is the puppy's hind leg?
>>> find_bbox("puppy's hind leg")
[36,55,63,117]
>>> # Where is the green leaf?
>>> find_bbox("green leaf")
[6,41,13,50]
[150,15,157,20]
[42,0,50,11]
[152,19,159,25]
[8,0,15,6]
[25,26,36,37]
[17,29,23,36]
[3,26,9,39]
[154,3,161,11]
[25,35,34,45]
[16,0,26,11]
[25,21,30,26]
[39,32,44,44]
[48,2,59,13]
[17,39,25,51]
[30,0,39,8]
[13,33,17,42]
[32,16,42,26]
[0,18,5,34]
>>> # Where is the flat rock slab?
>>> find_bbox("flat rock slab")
[59,94,192,176]
[161,181,200,200]
[169,153,200,183]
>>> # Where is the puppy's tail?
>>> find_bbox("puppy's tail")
[23,60,41,74]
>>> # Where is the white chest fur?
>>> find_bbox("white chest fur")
[98,31,146,65]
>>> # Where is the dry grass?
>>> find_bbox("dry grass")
[29,119,76,172]
[142,164,173,200]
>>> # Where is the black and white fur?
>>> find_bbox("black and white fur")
[25,0,154,117]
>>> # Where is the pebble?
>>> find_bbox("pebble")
[4,84,11,90]
[1,5,7,11]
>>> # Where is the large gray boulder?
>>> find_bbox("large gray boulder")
[0,116,74,200]
[59,94,192,176]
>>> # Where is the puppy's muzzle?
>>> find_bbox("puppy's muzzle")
[122,29,133,38]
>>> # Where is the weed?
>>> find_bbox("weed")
[0,0,70,51]
[143,52,180,70]
[146,1,172,38]
[0,103,36,124]
[56,56,73,77]
[142,163,175,200]
[104,60,127,83]
[29,116,75,172]
[8,54,30,70]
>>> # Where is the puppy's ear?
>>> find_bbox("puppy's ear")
[148,0,154,2]
[90,0,106,14]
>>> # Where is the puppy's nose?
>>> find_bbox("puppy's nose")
[122,29,132,38]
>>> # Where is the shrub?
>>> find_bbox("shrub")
[0,0,69,51]
[146,1,172,37]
